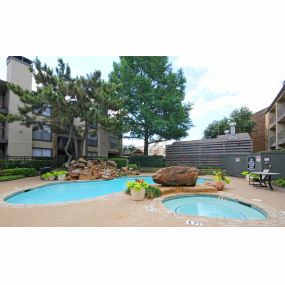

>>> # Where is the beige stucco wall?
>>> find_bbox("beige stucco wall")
[7,58,33,156]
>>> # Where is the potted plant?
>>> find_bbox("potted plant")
[126,179,149,201]
[56,170,68,181]
[213,170,230,191]
[41,172,55,181]
[241,171,250,181]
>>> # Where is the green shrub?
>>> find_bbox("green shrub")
[109,158,128,168]
[41,172,55,180]
[0,168,37,177]
[276,178,285,188]
[128,163,138,170]
[145,185,162,198]
[129,156,165,167]
[0,159,56,170]
[0,175,25,182]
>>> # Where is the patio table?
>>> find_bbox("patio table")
[251,172,280,191]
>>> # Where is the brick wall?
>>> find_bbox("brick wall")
[250,108,267,152]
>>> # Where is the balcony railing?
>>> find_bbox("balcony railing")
[0,127,8,140]
[269,135,276,146]
[277,104,285,120]
[278,129,285,141]
[269,113,276,125]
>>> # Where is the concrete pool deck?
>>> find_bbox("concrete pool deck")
[0,175,285,227]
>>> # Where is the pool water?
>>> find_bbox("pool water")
[5,177,209,205]
[163,195,267,220]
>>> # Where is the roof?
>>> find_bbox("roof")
[6,56,33,66]
[266,84,285,113]
[172,133,252,145]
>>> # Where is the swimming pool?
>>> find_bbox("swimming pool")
[163,195,267,220]
[5,177,210,205]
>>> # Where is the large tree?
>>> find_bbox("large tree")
[203,117,229,139]
[203,106,256,138]
[109,56,193,155]
[7,57,122,165]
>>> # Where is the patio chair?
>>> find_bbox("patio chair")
[252,169,270,188]
[249,173,259,186]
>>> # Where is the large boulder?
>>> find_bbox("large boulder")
[152,166,200,186]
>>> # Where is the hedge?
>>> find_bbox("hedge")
[0,168,37,177]
[0,175,25,182]
[129,156,165,167]
[0,159,63,170]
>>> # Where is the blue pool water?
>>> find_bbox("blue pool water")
[163,195,267,220]
[5,177,210,205]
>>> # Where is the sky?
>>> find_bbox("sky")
[1,1,285,147]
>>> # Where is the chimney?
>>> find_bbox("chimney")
[283,80,285,87]
[229,122,236,135]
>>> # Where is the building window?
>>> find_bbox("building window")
[0,93,6,109]
[88,122,97,129]
[33,106,51,117]
[32,124,52,141]
[110,136,119,149]
[32,148,52,157]
[87,134,98,147]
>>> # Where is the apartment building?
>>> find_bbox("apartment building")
[265,82,285,150]
[250,108,267,152]
[0,56,121,157]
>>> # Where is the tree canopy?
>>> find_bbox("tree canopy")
[109,56,193,155]
[203,106,256,138]
[7,57,122,165]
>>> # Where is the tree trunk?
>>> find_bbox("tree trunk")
[64,127,73,167]
[73,131,79,160]
[79,123,88,158]
[144,134,149,155]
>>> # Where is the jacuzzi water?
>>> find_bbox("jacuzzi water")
[163,195,267,220]
[5,177,210,205]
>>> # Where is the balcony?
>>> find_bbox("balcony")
[278,129,285,143]
[0,127,8,142]
[277,104,285,122]
[269,135,276,146]
[269,113,276,125]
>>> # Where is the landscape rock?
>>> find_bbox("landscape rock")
[106,160,117,168]
[78,157,88,164]
[67,158,120,181]
[152,166,199,186]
